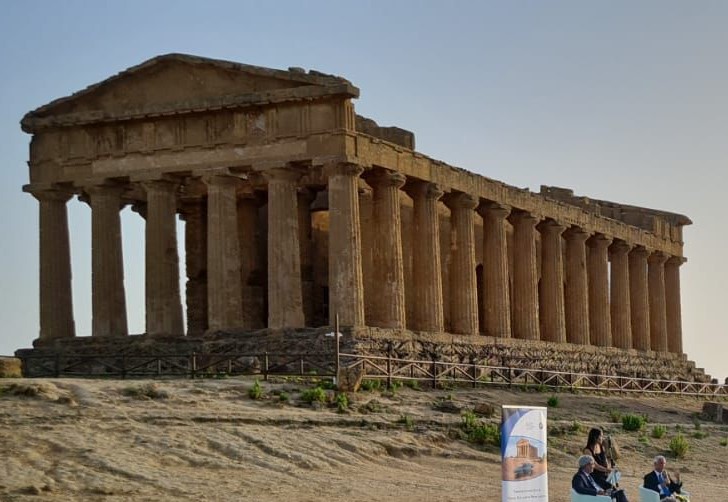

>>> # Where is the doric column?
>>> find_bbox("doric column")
[237,190,265,329]
[609,240,632,350]
[537,219,566,343]
[509,210,540,340]
[629,246,650,351]
[143,180,183,335]
[478,202,511,338]
[364,169,407,329]
[405,180,444,332]
[564,226,590,345]
[648,251,669,352]
[180,196,207,335]
[204,174,244,331]
[665,256,685,354]
[445,192,479,335]
[325,162,365,327]
[263,167,305,329]
[298,188,316,326]
[30,188,76,341]
[587,233,613,347]
[87,185,128,337]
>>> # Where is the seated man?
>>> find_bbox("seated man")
[644,455,685,502]
[573,455,629,502]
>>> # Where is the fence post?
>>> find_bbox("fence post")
[157,358,162,377]
[431,356,437,389]
[386,342,392,390]
[264,352,269,381]
[300,357,304,376]
[191,353,197,379]
[335,313,340,388]
[471,359,478,388]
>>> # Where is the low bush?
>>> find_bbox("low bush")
[651,424,667,439]
[609,410,623,423]
[360,380,381,392]
[720,438,727,447]
[547,395,559,408]
[669,434,689,458]
[122,383,168,400]
[461,410,501,446]
[301,386,327,404]
[335,393,349,413]
[398,414,414,430]
[248,379,263,400]
[622,413,646,432]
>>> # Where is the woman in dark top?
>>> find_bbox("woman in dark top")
[584,428,613,490]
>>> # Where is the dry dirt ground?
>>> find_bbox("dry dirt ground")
[1,377,726,501]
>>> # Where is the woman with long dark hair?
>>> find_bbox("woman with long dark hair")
[584,428,613,490]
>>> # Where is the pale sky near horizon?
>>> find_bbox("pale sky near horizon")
[1,1,726,380]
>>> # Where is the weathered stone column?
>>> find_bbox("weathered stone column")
[665,256,685,354]
[629,246,650,351]
[326,162,365,327]
[264,167,305,329]
[405,180,444,332]
[509,210,540,340]
[237,190,265,329]
[587,233,612,347]
[445,192,479,335]
[204,174,244,331]
[609,240,632,350]
[30,188,76,341]
[180,196,207,335]
[478,202,511,338]
[143,180,183,335]
[648,251,669,352]
[88,185,128,337]
[537,219,566,343]
[298,187,316,325]
[364,169,407,329]
[564,226,590,345]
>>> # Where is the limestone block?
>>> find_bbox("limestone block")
[0,357,22,378]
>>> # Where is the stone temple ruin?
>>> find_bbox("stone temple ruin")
[16,54,706,381]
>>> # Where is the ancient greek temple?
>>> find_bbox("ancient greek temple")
[18,54,701,379]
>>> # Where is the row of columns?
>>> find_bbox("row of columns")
[29,163,685,355]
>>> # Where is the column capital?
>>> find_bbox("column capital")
[648,250,669,265]
[666,255,687,266]
[323,162,364,178]
[26,187,74,203]
[508,209,540,227]
[200,173,246,189]
[443,191,478,211]
[563,225,591,242]
[404,180,444,201]
[609,239,632,255]
[141,178,181,194]
[629,245,650,259]
[477,201,511,219]
[84,183,126,197]
[537,218,566,235]
[587,233,613,250]
[261,166,305,183]
[362,168,407,190]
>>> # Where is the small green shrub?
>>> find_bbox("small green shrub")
[622,413,646,432]
[404,380,421,391]
[719,438,727,447]
[547,395,559,408]
[675,424,684,432]
[652,424,667,439]
[609,410,622,423]
[335,393,349,413]
[638,434,650,445]
[460,410,501,446]
[360,379,381,392]
[301,386,327,404]
[693,431,708,439]
[398,414,414,430]
[570,420,583,434]
[669,434,689,458]
[248,379,263,400]
[278,391,289,402]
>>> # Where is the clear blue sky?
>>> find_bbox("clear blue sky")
[1,1,726,380]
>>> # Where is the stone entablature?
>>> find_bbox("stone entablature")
[18,54,698,381]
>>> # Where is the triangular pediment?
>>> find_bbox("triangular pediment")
[22,54,358,132]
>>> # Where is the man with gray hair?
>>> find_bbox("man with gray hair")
[644,455,684,501]
[573,454,629,502]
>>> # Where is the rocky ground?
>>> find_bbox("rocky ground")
[0,377,726,501]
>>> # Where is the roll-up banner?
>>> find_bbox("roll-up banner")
[501,405,548,502]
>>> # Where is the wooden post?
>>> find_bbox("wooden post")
[264,352,269,381]
[335,313,340,388]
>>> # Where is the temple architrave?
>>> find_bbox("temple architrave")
[16,54,705,380]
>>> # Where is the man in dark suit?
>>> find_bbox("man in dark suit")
[573,455,629,502]
[644,455,684,502]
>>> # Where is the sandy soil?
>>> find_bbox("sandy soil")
[1,378,726,501]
